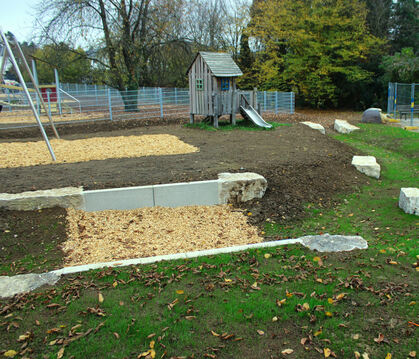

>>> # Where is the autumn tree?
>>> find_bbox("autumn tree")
[248,0,384,107]
[37,0,186,111]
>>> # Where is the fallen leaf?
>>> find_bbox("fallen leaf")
[327,298,334,304]
[362,353,370,359]
[3,350,18,358]
[409,351,416,358]
[112,281,118,288]
[352,334,359,340]
[385,354,392,359]
[389,261,398,265]
[224,278,232,283]
[98,293,104,303]
[211,330,220,337]
[354,352,361,359]
[147,333,156,339]
[149,340,155,349]
[57,347,65,359]
[113,332,120,339]
[325,312,333,317]
[272,316,278,322]
[281,349,294,355]
[257,330,264,336]
[324,348,331,358]
[303,303,310,311]
[314,329,322,337]
[176,290,184,295]
[264,253,272,259]
[336,293,346,301]
[313,257,323,266]
[374,333,384,343]
[276,299,286,307]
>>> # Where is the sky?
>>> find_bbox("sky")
[0,0,39,42]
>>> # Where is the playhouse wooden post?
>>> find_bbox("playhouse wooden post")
[213,94,219,128]
[230,79,236,125]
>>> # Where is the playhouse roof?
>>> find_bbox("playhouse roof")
[188,52,243,77]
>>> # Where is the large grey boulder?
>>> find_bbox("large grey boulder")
[399,188,419,216]
[0,272,61,299]
[361,108,383,124]
[218,172,267,203]
[334,119,360,134]
[0,187,84,211]
[351,156,381,179]
[300,234,368,252]
[301,121,325,134]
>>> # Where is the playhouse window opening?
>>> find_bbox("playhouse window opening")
[196,79,203,90]
[221,78,230,91]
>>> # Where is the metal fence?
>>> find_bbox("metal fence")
[0,84,294,128]
[387,82,418,126]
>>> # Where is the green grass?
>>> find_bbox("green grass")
[0,124,418,358]
[185,119,289,131]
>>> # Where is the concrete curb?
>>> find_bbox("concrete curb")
[52,238,303,276]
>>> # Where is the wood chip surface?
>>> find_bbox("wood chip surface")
[63,205,263,266]
[0,134,198,168]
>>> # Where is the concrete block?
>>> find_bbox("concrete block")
[351,156,381,179]
[153,180,219,207]
[301,121,325,134]
[399,188,419,216]
[83,185,154,211]
[218,172,267,203]
[334,119,360,134]
[0,187,83,211]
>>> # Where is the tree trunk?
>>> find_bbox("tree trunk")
[120,88,139,112]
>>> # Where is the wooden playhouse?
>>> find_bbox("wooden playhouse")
[187,52,270,128]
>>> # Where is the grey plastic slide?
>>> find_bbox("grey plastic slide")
[240,105,272,128]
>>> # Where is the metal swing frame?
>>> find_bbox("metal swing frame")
[0,28,59,161]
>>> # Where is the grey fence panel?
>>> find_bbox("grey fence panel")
[1,85,295,128]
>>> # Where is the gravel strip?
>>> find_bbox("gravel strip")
[0,134,198,168]
[63,205,262,266]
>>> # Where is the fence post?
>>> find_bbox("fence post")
[95,84,98,106]
[6,88,11,111]
[393,82,397,119]
[46,90,52,118]
[174,87,178,104]
[263,90,267,112]
[108,88,113,121]
[275,91,279,114]
[54,68,62,115]
[290,92,295,114]
[159,87,164,118]
[387,83,391,114]
[84,83,87,92]
[411,83,415,126]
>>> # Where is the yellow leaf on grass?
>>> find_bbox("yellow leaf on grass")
[336,293,345,301]
[385,354,392,359]
[379,249,386,253]
[389,261,397,265]
[324,348,331,358]
[325,311,333,317]
[3,350,18,358]
[314,329,323,337]
[224,278,232,283]
[277,299,286,307]
[354,352,361,359]
[57,347,65,359]
[176,290,184,295]
[211,330,220,337]
[281,349,294,355]
[112,281,118,288]
[408,351,416,358]
[264,253,272,259]
[149,340,155,349]
[257,329,265,335]
[313,256,321,262]
[98,293,104,303]
[303,303,310,310]
[328,298,334,304]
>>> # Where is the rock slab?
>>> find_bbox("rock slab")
[0,187,84,211]
[399,188,419,216]
[301,121,325,134]
[218,172,267,204]
[351,156,381,179]
[334,119,360,134]
[0,272,61,299]
[300,234,368,252]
